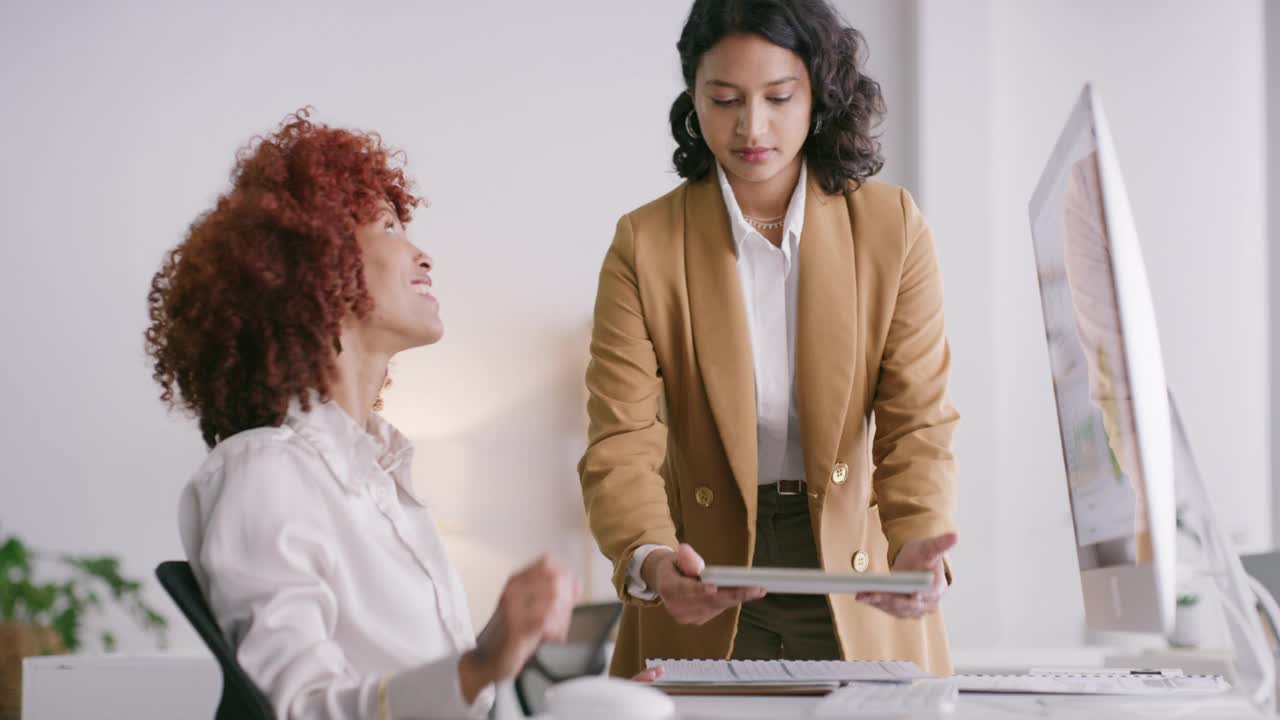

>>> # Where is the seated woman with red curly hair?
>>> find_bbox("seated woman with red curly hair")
[145,110,586,719]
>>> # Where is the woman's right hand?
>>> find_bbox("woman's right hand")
[459,556,580,702]
[641,543,765,625]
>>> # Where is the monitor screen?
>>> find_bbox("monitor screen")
[1030,131,1152,572]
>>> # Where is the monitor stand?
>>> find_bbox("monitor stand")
[1169,390,1279,713]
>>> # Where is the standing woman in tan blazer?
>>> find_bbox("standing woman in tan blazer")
[580,0,960,677]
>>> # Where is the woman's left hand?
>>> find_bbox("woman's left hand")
[632,666,664,682]
[856,532,957,620]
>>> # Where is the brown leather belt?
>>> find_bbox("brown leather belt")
[771,479,807,496]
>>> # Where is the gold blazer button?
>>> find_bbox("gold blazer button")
[695,486,715,508]
[852,550,870,573]
[831,462,849,485]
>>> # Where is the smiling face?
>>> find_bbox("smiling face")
[348,201,442,355]
[691,32,813,187]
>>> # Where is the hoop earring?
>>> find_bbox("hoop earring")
[812,117,824,136]
[684,111,700,140]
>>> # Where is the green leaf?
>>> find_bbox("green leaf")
[0,578,16,620]
[10,579,54,622]
[144,608,169,630]
[0,537,31,583]
[27,582,58,616]
[100,630,117,652]
[51,607,81,651]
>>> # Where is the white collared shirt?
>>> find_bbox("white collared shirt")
[717,160,808,486]
[626,161,808,599]
[179,397,494,720]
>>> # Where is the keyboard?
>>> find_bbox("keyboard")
[952,672,1230,695]
[648,658,930,684]
[813,680,959,717]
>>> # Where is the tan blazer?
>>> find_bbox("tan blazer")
[578,172,959,677]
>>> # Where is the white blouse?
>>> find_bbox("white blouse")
[717,159,808,486]
[179,397,494,719]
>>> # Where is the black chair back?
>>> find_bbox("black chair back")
[155,561,275,720]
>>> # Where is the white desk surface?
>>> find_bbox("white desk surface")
[22,648,1273,720]
[23,653,220,720]
[671,693,1264,719]
[669,646,1266,719]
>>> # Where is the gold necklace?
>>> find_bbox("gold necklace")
[743,213,784,230]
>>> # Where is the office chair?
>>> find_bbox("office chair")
[155,561,275,720]
[513,600,622,717]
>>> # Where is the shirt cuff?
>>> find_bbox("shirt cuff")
[385,652,494,720]
[626,544,673,601]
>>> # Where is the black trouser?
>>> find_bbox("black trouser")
[730,486,842,660]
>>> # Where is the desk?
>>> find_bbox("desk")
[666,646,1266,719]
[671,693,1264,718]
[20,652,526,719]
[21,649,1272,719]
[22,654,219,720]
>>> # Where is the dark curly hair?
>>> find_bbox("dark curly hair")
[145,108,421,448]
[670,0,886,194]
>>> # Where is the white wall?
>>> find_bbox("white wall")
[918,0,1268,648]
[915,0,1003,652]
[835,0,917,191]
[1269,0,1280,549]
[0,0,916,653]
[0,0,686,652]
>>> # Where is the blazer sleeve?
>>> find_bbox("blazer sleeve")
[871,189,961,567]
[578,214,679,605]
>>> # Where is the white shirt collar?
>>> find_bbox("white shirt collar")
[283,392,424,504]
[715,158,807,265]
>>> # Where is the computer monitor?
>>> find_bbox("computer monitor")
[1027,84,1176,635]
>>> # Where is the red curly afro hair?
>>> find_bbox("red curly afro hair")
[146,108,422,448]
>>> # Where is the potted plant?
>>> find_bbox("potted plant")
[0,533,168,720]
[1169,592,1205,648]
[1169,506,1207,649]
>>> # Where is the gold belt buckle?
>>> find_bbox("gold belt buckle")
[775,479,805,496]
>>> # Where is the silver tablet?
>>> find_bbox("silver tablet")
[699,566,933,595]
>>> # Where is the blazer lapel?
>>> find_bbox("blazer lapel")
[684,178,759,513]
[796,178,857,491]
